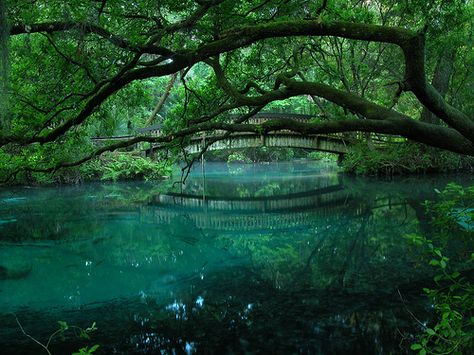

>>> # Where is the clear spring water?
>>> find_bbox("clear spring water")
[0,161,472,354]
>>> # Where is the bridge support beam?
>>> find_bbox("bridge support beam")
[337,153,345,166]
[147,133,351,156]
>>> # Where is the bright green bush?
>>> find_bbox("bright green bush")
[205,147,297,163]
[81,152,172,181]
[227,152,252,164]
[307,151,338,162]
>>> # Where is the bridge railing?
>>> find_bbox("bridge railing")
[328,132,405,146]
[91,114,406,152]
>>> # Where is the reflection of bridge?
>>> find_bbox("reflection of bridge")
[155,185,345,212]
[92,112,391,156]
[138,184,366,232]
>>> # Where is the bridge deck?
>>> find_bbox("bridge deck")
[91,112,402,154]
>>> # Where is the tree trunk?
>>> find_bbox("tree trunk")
[145,72,178,127]
[0,0,9,130]
[420,46,456,125]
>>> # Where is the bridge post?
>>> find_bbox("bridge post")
[201,133,207,207]
[337,153,345,166]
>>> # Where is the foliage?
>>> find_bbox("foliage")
[15,317,98,355]
[255,182,281,197]
[206,147,297,163]
[0,0,473,182]
[343,143,474,176]
[426,183,474,233]
[72,344,100,355]
[248,147,295,162]
[308,151,338,162]
[406,183,474,354]
[81,152,172,181]
[0,135,96,184]
[227,152,252,164]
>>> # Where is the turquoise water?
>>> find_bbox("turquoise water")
[0,161,472,354]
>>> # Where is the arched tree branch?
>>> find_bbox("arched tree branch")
[3,19,473,148]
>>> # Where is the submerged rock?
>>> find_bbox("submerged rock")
[0,265,32,280]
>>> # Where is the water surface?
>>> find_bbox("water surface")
[0,161,472,354]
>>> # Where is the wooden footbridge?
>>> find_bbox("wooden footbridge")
[182,132,350,155]
[92,112,393,156]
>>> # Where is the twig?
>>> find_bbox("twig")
[397,289,426,329]
[14,314,52,355]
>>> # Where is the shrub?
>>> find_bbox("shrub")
[343,143,474,176]
[81,152,172,181]
[227,152,252,164]
[307,151,338,162]
[406,183,474,354]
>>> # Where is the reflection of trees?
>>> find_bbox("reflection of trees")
[0,182,174,243]
[3,177,471,354]
[221,193,433,295]
[180,168,342,198]
[0,177,441,289]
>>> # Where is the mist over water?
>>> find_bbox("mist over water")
[0,161,473,354]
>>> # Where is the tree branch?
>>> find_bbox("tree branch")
[10,22,174,56]
[9,115,474,180]
[145,73,178,126]
[4,19,473,148]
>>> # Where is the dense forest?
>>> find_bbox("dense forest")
[0,0,473,182]
[0,1,474,355]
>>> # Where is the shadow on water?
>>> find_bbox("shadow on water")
[0,161,473,354]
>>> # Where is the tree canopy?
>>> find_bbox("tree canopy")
[1,0,474,181]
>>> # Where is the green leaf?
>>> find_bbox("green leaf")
[411,343,422,350]
[89,344,100,353]
[79,329,90,339]
[57,320,68,331]
[85,322,98,332]
[426,328,436,336]
[72,344,100,355]
[429,259,440,266]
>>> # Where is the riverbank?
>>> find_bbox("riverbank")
[342,143,474,176]
[3,144,474,187]
[1,152,173,186]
